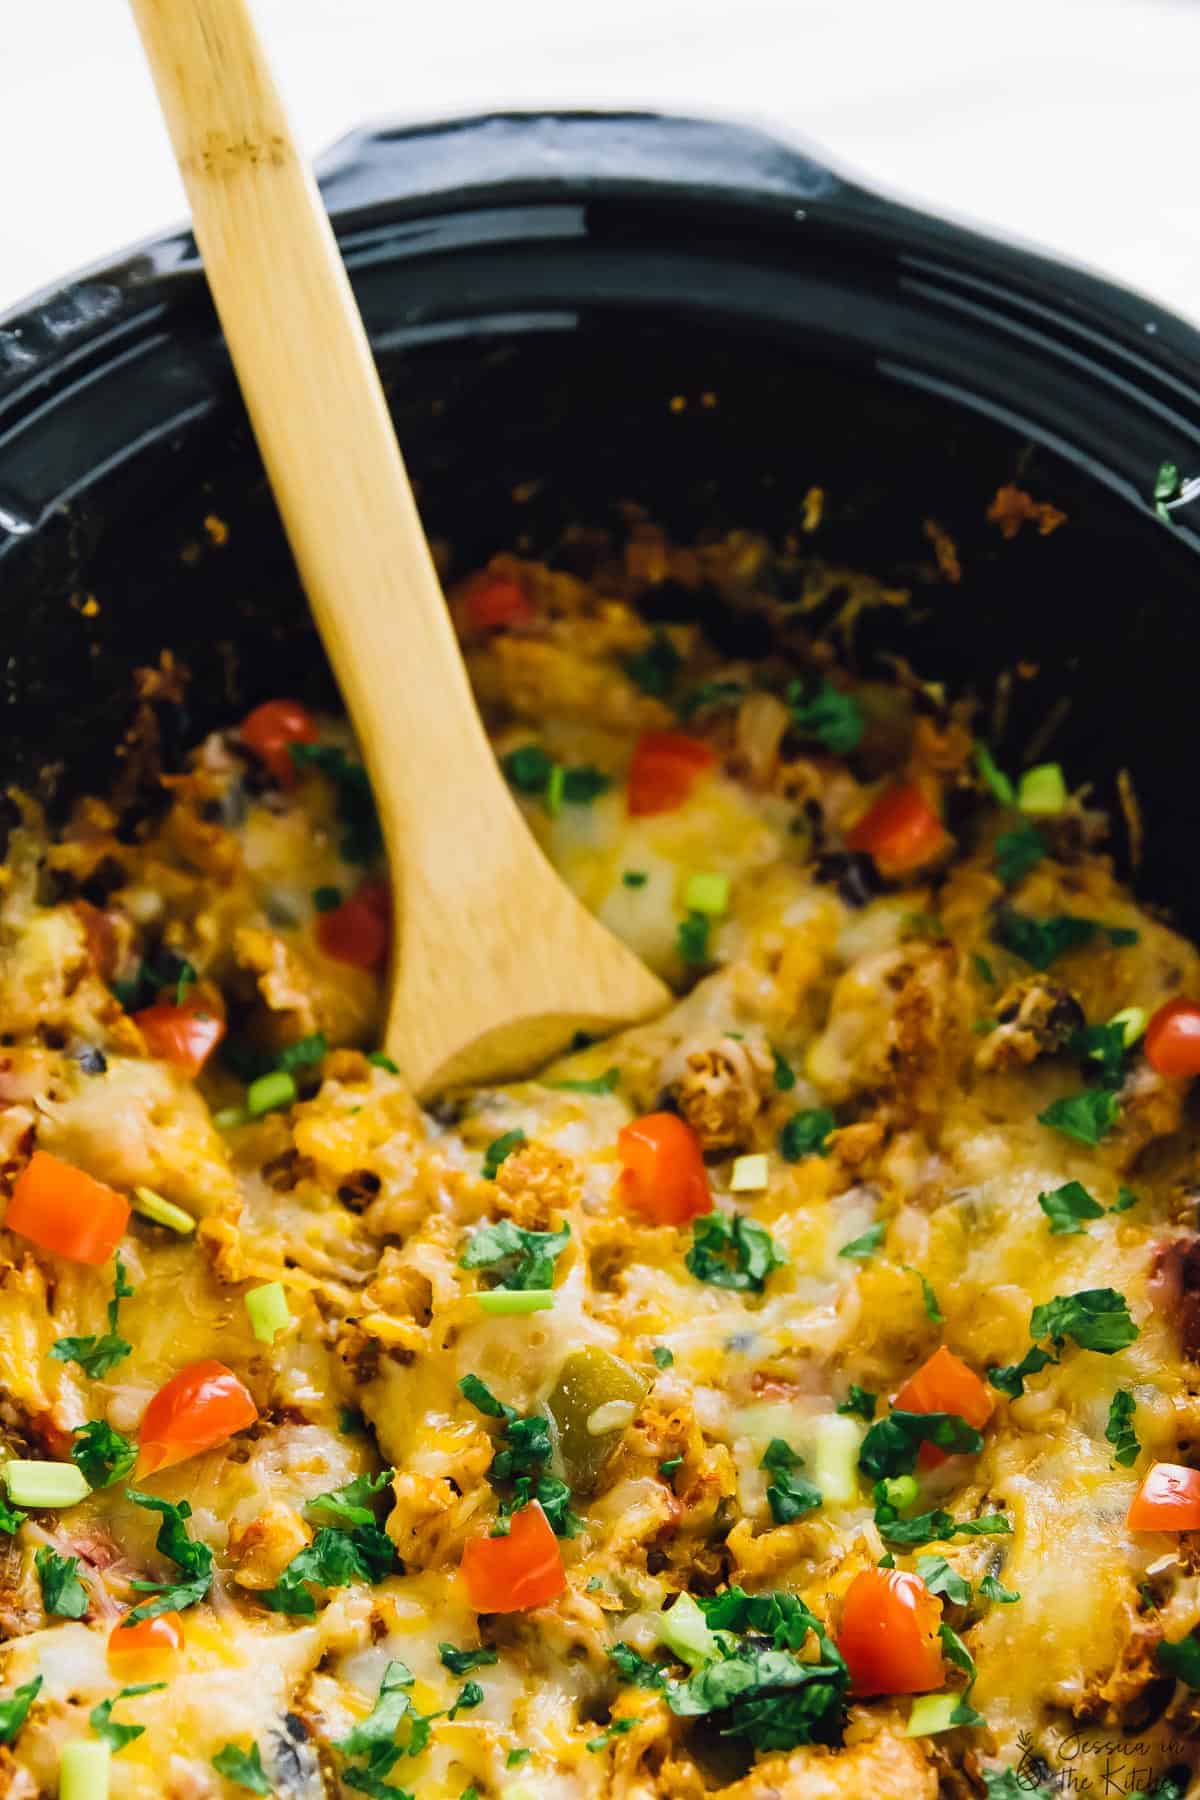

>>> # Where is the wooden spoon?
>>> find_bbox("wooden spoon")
[128,0,669,1095]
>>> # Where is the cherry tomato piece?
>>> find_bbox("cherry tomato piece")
[1145,999,1200,1079]
[315,878,391,970]
[1127,1461,1200,1531]
[460,1501,565,1613]
[5,1151,130,1266]
[627,732,717,817]
[837,1567,945,1696]
[463,575,534,632]
[894,1345,994,1469]
[845,784,948,878]
[615,1113,711,1226]
[240,699,319,785]
[133,1002,226,1078]
[136,1359,258,1478]
[109,1611,184,1667]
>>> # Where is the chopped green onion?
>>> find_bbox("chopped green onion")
[877,1474,919,1513]
[656,1590,721,1668]
[212,1106,248,1132]
[1109,1005,1148,1047]
[131,1188,196,1235]
[476,1290,554,1316]
[974,743,1015,805]
[245,1070,297,1118]
[245,1282,291,1343]
[1017,763,1067,816]
[905,1693,962,1737]
[59,1741,110,1800]
[812,1413,862,1507]
[544,764,565,817]
[682,871,730,916]
[729,1153,769,1193]
[3,1460,90,1508]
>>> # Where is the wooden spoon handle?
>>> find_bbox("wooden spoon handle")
[128,0,517,870]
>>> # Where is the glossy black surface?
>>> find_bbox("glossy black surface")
[1,114,1198,921]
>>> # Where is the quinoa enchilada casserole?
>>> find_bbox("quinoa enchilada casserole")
[1,515,1199,1799]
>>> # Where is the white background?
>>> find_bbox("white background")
[3,0,1200,323]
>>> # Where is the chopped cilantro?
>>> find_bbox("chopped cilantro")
[546,1067,620,1095]
[1069,1020,1130,1085]
[771,1048,796,1091]
[312,885,342,912]
[1105,1389,1140,1466]
[990,1288,1138,1396]
[458,1374,516,1423]
[1038,1086,1121,1145]
[838,1223,885,1261]
[506,1748,533,1768]
[586,1717,641,1752]
[276,1032,327,1073]
[972,952,996,985]
[904,1265,943,1324]
[334,1659,417,1795]
[562,765,612,805]
[836,1385,877,1420]
[608,1643,668,1689]
[71,1420,136,1489]
[785,677,865,754]
[624,630,683,697]
[676,912,711,966]
[992,907,1136,970]
[35,1547,88,1619]
[778,1107,835,1161]
[667,1586,849,1750]
[439,1643,498,1674]
[261,1523,395,1615]
[502,744,554,793]
[677,679,747,720]
[367,1053,400,1074]
[461,1218,570,1290]
[306,1468,394,1529]
[761,1439,822,1523]
[916,1554,972,1606]
[481,1130,525,1180]
[1158,1632,1200,1687]
[978,1573,1020,1604]
[90,1682,167,1754]
[1112,1185,1139,1213]
[50,1252,133,1378]
[212,1742,272,1793]
[622,870,649,888]
[859,1411,984,1480]
[1038,1179,1105,1235]
[993,824,1046,888]
[874,1503,1011,1548]
[652,1346,674,1369]
[0,1496,25,1534]
[0,1675,41,1745]
[122,1488,214,1623]
[290,742,382,863]
[685,1212,786,1293]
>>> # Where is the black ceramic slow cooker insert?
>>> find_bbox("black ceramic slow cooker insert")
[1,113,1198,925]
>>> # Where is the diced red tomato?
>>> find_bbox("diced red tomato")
[615,1112,711,1226]
[460,1501,565,1613]
[239,699,319,785]
[462,574,534,633]
[894,1345,994,1470]
[627,732,717,817]
[1127,1461,1200,1531]
[109,1611,184,1666]
[315,879,390,970]
[837,1568,945,1696]
[1145,999,1200,1079]
[845,784,948,878]
[133,1001,225,1078]
[5,1151,130,1266]
[136,1360,258,1478]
